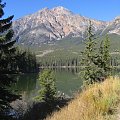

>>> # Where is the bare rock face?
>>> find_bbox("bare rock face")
[12,6,120,46]
[106,16,120,35]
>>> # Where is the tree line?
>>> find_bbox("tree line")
[39,56,120,68]
[1,48,39,73]
[39,57,80,67]
[12,48,39,73]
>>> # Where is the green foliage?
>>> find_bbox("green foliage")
[2,46,39,73]
[81,21,98,84]
[14,48,39,73]
[38,49,81,67]
[97,35,111,77]
[81,21,111,85]
[35,70,56,104]
[0,1,20,119]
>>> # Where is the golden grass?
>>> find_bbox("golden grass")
[46,77,120,120]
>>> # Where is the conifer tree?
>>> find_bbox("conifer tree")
[81,21,111,85]
[97,35,111,78]
[35,70,56,104]
[81,21,98,84]
[0,1,20,119]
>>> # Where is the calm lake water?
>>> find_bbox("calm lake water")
[13,68,120,101]
[13,68,83,101]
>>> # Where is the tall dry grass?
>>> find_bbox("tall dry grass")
[46,77,120,120]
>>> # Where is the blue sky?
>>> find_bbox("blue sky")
[3,0,120,21]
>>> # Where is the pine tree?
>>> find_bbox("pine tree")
[0,1,20,119]
[81,21,98,84]
[35,70,56,104]
[81,21,111,85]
[97,35,111,78]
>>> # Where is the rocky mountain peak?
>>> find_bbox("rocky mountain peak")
[38,7,49,13]
[52,6,67,10]
[52,6,73,15]
[12,6,120,46]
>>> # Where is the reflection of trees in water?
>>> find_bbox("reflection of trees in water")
[49,67,80,74]
[13,74,39,97]
[12,69,80,100]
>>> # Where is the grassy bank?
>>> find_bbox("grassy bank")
[46,77,120,120]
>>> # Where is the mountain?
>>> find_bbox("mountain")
[12,6,120,65]
[102,16,120,35]
[13,6,109,46]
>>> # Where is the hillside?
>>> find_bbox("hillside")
[33,34,120,66]
[46,77,120,120]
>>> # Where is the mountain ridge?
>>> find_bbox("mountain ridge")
[12,6,120,46]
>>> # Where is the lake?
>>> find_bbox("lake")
[13,68,120,102]
[13,68,83,101]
